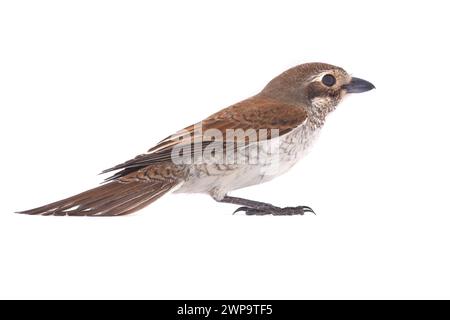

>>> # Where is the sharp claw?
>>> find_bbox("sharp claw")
[296,205,315,215]
[233,207,250,215]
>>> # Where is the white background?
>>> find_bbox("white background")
[1,0,449,299]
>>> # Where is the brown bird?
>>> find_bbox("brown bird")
[18,62,375,216]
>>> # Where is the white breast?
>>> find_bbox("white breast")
[175,119,320,200]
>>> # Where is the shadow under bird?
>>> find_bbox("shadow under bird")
[18,62,375,216]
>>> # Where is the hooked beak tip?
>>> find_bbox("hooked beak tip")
[344,77,375,94]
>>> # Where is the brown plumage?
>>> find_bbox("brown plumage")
[18,62,375,216]
[103,96,308,178]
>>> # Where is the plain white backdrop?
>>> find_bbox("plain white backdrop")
[1,0,449,299]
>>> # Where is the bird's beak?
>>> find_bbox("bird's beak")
[343,77,376,93]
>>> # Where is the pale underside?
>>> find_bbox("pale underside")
[175,119,320,200]
[100,95,334,202]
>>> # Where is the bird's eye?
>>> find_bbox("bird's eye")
[322,74,336,87]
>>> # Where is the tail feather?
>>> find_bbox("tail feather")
[17,179,177,217]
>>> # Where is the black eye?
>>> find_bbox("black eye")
[322,74,336,87]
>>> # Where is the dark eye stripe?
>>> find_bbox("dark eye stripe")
[322,74,336,87]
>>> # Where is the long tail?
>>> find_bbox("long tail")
[17,178,178,217]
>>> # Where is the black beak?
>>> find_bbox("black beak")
[343,77,375,93]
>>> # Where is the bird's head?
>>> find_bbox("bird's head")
[260,62,375,125]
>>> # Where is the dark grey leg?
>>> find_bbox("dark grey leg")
[217,195,315,216]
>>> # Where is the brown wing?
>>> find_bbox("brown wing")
[102,96,307,180]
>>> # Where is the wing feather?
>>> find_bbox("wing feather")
[102,96,308,179]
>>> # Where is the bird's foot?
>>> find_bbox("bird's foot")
[233,205,315,216]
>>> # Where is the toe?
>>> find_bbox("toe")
[233,206,270,215]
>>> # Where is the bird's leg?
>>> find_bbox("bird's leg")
[216,195,315,216]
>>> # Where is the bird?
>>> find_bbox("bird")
[17,62,375,217]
